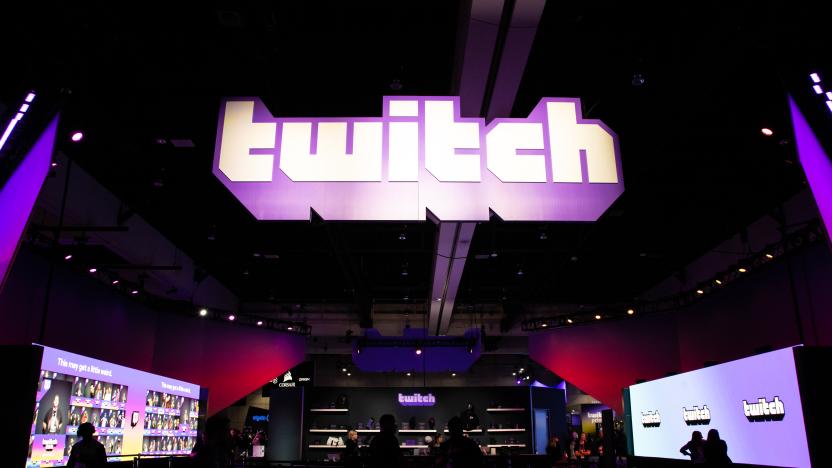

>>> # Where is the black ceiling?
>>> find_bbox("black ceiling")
[4,1,828,312]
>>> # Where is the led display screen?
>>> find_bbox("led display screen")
[27,345,200,466]
[628,346,810,467]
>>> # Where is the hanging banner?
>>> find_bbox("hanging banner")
[213,96,623,222]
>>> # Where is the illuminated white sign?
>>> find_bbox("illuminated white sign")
[641,410,661,427]
[398,392,436,407]
[683,405,711,425]
[743,397,785,422]
[213,96,624,222]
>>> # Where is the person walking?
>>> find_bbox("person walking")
[67,423,107,468]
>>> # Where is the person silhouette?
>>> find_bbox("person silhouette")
[438,416,483,468]
[704,429,731,465]
[680,431,705,464]
[67,423,107,468]
[369,414,402,468]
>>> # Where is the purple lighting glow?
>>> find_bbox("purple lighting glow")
[790,95,832,240]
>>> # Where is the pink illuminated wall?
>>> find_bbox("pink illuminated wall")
[0,249,305,414]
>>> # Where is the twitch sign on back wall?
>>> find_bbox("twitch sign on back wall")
[627,346,810,467]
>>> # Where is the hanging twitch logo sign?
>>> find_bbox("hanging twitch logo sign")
[213,97,624,221]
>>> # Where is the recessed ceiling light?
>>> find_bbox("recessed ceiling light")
[810,73,821,83]
[627,309,634,315]
[595,314,602,320]
[761,128,773,136]
[112,280,119,285]
[696,289,704,295]
[347,372,351,376]
[256,321,263,326]
[406,372,411,376]
[451,373,456,377]
[415,348,422,356]
[541,323,548,328]
[738,267,747,273]
[765,253,774,259]
[567,318,573,324]
[51,162,57,167]
[131,290,138,295]
[70,131,84,142]
[715,279,723,285]
[342,368,347,372]
[287,326,293,331]
[813,85,823,94]
[64,254,72,261]
[199,308,208,317]
[228,314,236,321]
[88,268,97,273]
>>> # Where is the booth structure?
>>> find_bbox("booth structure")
[268,381,567,461]
[624,345,829,467]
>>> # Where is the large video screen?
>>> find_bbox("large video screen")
[27,345,200,467]
[628,346,810,467]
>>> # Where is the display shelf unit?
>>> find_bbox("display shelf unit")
[356,429,379,433]
[309,429,348,433]
[487,444,527,448]
[309,408,349,413]
[400,445,429,449]
[486,407,525,412]
[398,429,436,433]
[487,428,526,432]
[443,429,483,433]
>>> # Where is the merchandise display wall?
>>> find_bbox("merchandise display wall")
[294,386,565,462]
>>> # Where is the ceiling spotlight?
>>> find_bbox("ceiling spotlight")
[595,314,602,320]
[287,326,293,331]
[627,309,635,315]
[451,373,456,377]
[256,321,263,326]
[516,379,522,385]
[567,318,573,324]
[541,323,548,328]
[199,309,208,317]
[111,280,119,285]
[406,372,411,376]
[765,253,774,259]
[738,267,747,273]
[228,314,236,321]
[88,268,97,273]
[813,85,823,94]
[64,254,72,261]
[519,368,525,373]
[131,290,138,295]
[826,92,832,100]
[70,131,84,142]
[342,367,348,373]
[696,289,704,295]
[512,372,516,376]
[415,347,422,356]
[347,372,352,377]
[810,73,821,83]
[715,279,723,285]
[761,128,774,136]
[51,162,58,167]
[631,73,646,87]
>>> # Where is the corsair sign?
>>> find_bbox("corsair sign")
[213,96,624,221]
